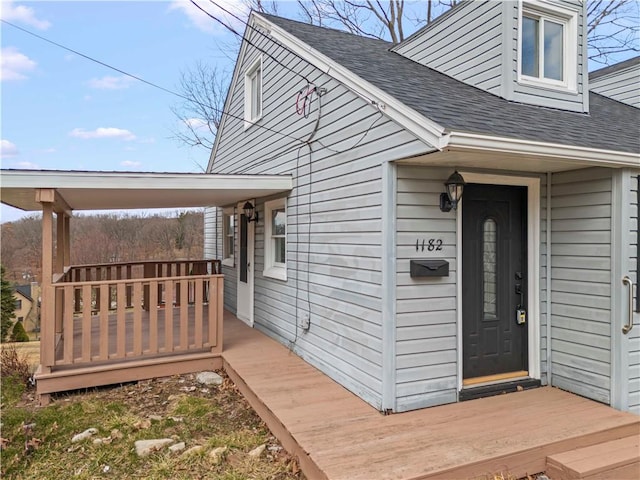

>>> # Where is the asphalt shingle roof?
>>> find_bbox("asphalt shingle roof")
[263,14,640,155]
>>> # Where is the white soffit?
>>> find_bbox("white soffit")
[0,170,293,212]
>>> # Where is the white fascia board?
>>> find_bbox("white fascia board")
[1,170,293,191]
[447,131,640,167]
[254,13,447,150]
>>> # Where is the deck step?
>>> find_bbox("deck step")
[546,435,640,480]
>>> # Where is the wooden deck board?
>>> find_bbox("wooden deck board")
[221,312,640,480]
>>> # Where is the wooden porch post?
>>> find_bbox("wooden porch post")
[56,213,65,274]
[63,213,71,268]
[37,190,55,376]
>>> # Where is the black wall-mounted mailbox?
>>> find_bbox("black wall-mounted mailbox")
[410,259,449,277]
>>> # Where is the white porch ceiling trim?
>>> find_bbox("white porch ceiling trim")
[0,170,293,212]
[446,131,640,168]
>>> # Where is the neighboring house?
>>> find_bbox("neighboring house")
[13,283,39,333]
[204,1,640,414]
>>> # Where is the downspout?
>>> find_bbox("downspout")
[546,172,552,386]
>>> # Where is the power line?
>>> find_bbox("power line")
[0,18,307,146]
[189,0,311,85]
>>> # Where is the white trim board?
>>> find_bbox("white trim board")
[456,173,542,392]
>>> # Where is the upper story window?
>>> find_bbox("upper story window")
[263,198,287,281]
[222,208,235,267]
[244,56,262,129]
[519,3,577,91]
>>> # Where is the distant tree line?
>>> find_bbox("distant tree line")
[0,211,204,284]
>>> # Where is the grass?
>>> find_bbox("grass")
[0,368,304,480]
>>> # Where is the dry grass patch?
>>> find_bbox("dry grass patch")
[0,372,304,480]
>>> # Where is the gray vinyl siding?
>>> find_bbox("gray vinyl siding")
[505,1,589,113]
[550,168,612,404]
[540,177,549,385]
[203,207,219,260]
[208,24,432,410]
[393,1,504,95]
[590,64,640,108]
[204,206,237,313]
[628,171,640,414]
[395,166,458,412]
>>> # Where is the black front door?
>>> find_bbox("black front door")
[462,184,527,380]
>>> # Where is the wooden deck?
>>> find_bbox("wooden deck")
[221,312,640,480]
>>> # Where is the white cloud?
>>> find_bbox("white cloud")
[0,1,51,30]
[69,127,136,141]
[0,139,19,158]
[121,160,141,168]
[168,0,246,34]
[1,46,37,81]
[88,75,134,90]
[184,117,209,130]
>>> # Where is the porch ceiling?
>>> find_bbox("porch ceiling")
[399,143,640,173]
[0,169,293,212]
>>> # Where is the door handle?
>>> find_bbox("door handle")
[622,276,634,334]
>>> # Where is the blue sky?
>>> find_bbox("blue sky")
[1,0,268,222]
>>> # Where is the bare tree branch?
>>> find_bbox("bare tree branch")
[171,61,228,152]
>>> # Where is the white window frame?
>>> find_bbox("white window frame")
[518,1,577,92]
[263,198,287,281]
[244,56,263,129]
[222,207,235,267]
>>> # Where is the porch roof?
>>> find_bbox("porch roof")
[0,169,293,212]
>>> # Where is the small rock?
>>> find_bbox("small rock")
[71,428,98,443]
[135,438,174,457]
[268,445,283,453]
[110,429,123,440]
[209,446,228,465]
[248,444,266,458]
[102,465,110,473]
[200,388,210,394]
[148,415,163,422]
[209,446,228,464]
[182,445,204,456]
[196,371,223,386]
[93,438,103,445]
[169,442,186,453]
[180,386,196,392]
[134,419,151,430]
[516,385,524,392]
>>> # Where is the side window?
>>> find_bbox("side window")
[222,208,235,267]
[263,198,286,281]
[519,3,577,90]
[244,56,262,129]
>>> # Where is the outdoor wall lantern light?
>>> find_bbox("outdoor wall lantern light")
[243,201,259,222]
[439,171,466,212]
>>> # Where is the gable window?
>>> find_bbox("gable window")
[519,3,577,90]
[222,208,235,267]
[263,198,286,281]
[244,57,262,128]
